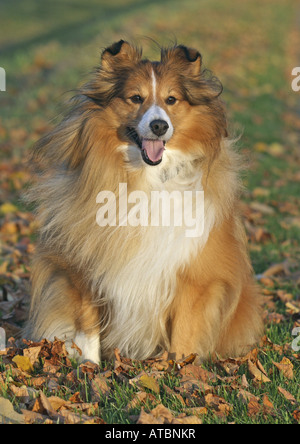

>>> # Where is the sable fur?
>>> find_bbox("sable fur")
[25,40,263,362]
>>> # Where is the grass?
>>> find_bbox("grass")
[0,0,299,424]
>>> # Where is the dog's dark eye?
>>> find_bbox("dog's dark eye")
[130,95,144,104]
[166,96,177,105]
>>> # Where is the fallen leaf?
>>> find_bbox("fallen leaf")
[248,397,261,417]
[273,358,294,380]
[71,340,82,357]
[173,414,202,424]
[21,409,51,424]
[162,384,185,406]
[293,409,300,422]
[185,406,207,417]
[9,384,37,404]
[205,393,233,418]
[89,374,111,401]
[23,346,42,365]
[47,396,70,411]
[150,404,174,423]
[59,408,93,424]
[179,364,217,382]
[137,407,164,424]
[278,387,296,404]
[38,390,58,417]
[285,302,300,315]
[0,203,18,215]
[269,142,285,157]
[247,360,271,383]
[0,397,25,423]
[138,374,160,394]
[249,202,275,215]
[126,391,148,411]
[262,262,290,277]
[173,353,197,369]
[12,355,34,373]
[262,394,275,416]
[237,389,259,405]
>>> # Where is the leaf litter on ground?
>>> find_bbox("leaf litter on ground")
[0,332,298,424]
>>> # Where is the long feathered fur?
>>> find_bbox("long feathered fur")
[25,41,263,362]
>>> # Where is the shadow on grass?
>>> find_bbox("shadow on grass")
[0,0,173,56]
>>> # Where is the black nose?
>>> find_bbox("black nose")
[150,119,169,137]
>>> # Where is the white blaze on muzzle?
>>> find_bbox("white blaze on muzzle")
[137,105,174,163]
[138,105,174,141]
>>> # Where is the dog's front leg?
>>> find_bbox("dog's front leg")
[169,280,233,363]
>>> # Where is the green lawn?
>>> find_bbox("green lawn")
[0,0,299,424]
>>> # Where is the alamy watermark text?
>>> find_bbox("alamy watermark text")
[96,183,205,238]
[291,67,300,92]
[0,67,6,92]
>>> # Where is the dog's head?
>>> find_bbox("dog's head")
[82,40,227,169]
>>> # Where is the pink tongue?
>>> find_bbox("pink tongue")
[142,139,165,162]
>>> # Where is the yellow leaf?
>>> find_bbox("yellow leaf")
[0,202,18,215]
[12,355,34,373]
[139,375,160,394]
[269,142,284,157]
[253,142,268,153]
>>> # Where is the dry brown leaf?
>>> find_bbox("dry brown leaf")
[89,374,111,401]
[68,391,81,403]
[237,389,259,405]
[0,397,25,424]
[179,376,213,395]
[71,340,82,357]
[185,406,207,416]
[293,409,300,422]
[273,357,294,380]
[173,414,202,424]
[256,359,268,377]
[241,374,249,388]
[38,390,57,417]
[21,408,52,424]
[137,407,164,424]
[162,384,185,406]
[179,363,217,382]
[9,384,37,404]
[47,396,70,411]
[249,201,275,215]
[262,261,290,277]
[278,386,296,404]
[59,408,92,424]
[150,404,175,423]
[247,398,261,417]
[126,391,148,411]
[23,346,42,365]
[262,394,275,416]
[247,360,271,383]
[205,393,233,417]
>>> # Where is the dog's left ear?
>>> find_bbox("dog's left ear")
[101,40,142,70]
[162,45,202,76]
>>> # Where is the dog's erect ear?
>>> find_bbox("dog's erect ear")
[162,45,202,76]
[101,40,142,69]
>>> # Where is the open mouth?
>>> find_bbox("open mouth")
[126,127,165,166]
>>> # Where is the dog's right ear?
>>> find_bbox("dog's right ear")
[101,40,142,69]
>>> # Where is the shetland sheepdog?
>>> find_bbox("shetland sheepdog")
[26,40,263,363]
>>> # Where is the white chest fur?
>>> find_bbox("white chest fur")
[99,152,216,359]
